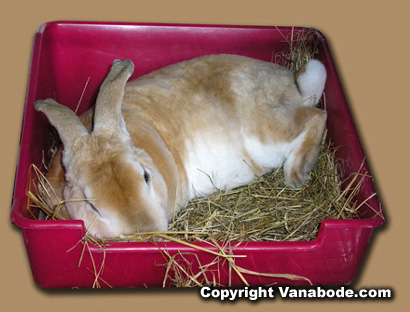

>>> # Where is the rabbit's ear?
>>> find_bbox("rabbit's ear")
[93,59,134,139]
[35,98,89,147]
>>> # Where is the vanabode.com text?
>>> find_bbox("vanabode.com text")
[200,286,392,301]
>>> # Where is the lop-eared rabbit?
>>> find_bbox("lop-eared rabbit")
[36,54,327,239]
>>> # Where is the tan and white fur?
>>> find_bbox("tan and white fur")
[36,54,327,239]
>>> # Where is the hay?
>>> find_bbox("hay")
[157,236,313,287]
[275,26,321,71]
[168,135,359,242]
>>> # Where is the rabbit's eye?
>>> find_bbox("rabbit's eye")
[89,202,102,217]
[143,169,151,184]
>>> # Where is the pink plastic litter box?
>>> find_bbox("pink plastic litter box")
[11,21,384,288]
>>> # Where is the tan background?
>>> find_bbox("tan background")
[1,0,408,310]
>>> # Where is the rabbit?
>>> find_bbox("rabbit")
[35,54,327,239]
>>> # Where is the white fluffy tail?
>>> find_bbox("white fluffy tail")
[296,59,327,106]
